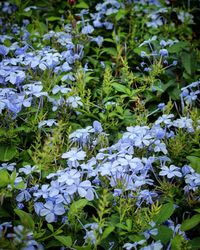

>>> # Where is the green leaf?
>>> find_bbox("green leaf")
[0,169,10,187]
[0,145,17,161]
[68,199,88,217]
[190,149,200,157]
[188,237,200,250]
[115,9,127,21]
[102,226,115,240]
[46,239,63,249]
[181,214,200,231]
[100,48,118,57]
[14,209,35,230]
[73,246,91,250]
[171,235,184,250]
[186,156,200,173]
[168,87,181,100]
[47,224,54,232]
[153,203,175,225]
[47,17,62,22]
[112,83,129,94]
[151,84,164,93]
[126,219,132,231]
[128,234,145,242]
[194,208,200,213]
[116,223,128,230]
[0,208,10,218]
[54,236,72,247]
[75,2,89,8]
[10,170,17,183]
[181,52,192,75]
[152,225,173,244]
[168,42,188,53]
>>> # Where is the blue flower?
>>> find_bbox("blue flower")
[38,119,58,129]
[16,189,32,203]
[159,165,182,178]
[62,148,86,167]
[91,36,104,46]
[33,184,49,200]
[57,169,81,185]
[136,190,157,206]
[19,165,36,175]
[66,96,83,108]
[155,114,174,126]
[48,180,66,197]
[143,221,158,239]
[159,48,168,57]
[0,45,9,56]
[52,85,71,94]
[40,201,65,223]
[173,117,194,132]
[123,240,146,250]
[62,62,72,72]
[157,103,165,110]
[0,162,16,171]
[34,202,44,215]
[81,24,94,34]
[76,180,96,200]
[93,121,103,133]
[140,241,162,250]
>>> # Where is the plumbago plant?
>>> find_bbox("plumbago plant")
[0,0,200,249]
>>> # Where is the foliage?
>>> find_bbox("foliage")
[0,0,200,249]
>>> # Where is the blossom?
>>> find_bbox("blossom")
[159,48,168,57]
[81,24,94,34]
[123,240,146,250]
[66,96,83,108]
[66,179,96,201]
[159,165,182,178]
[136,189,157,206]
[0,162,16,171]
[57,169,80,185]
[38,119,58,128]
[16,189,32,202]
[93,120,103,133]
[33,184,49,199]
[157,103,165,110]
[52,85,71,94]
[140,241,163,250]
[143,222,158,239]
[40,201,65,223]
[19,165,36,175]
[62,148,86,167]
[0,45,9,56]
[62,62,72,72]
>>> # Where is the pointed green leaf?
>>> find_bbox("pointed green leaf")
[181,214,200,231]
[68,199,88,217]
[54,236,72,247]
[171,235,184,250]
[181,52,192,75]
[153,203,175,225]
[0,145,17,161]
[14,209,35,230]
[75,2,89,8]
[188,237,200,250]
[152,225,173,244]
[186,156,200,173]
[112,83,129,94]
[102,226,115,240]
[0,169,10,187]
[47,224,54,232]
[47,17,62,22]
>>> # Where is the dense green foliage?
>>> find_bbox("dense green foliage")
[0,0,200,249]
